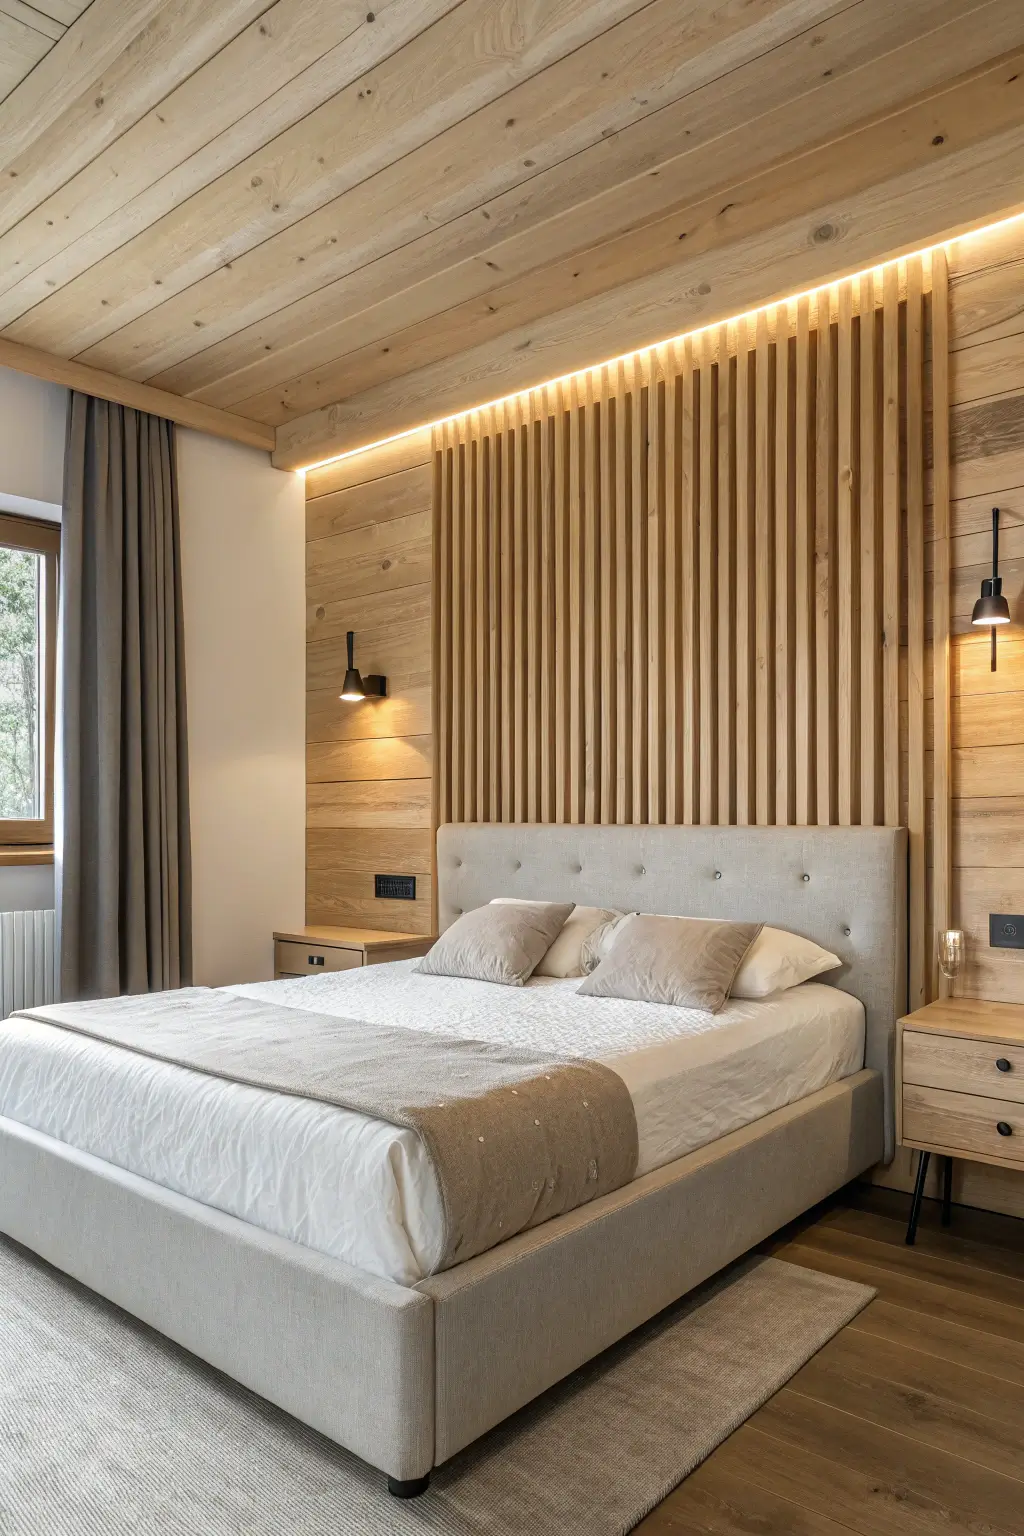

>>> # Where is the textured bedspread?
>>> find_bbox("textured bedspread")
[17,988,639,1271]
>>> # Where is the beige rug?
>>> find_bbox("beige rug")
[0,1234,873,1535]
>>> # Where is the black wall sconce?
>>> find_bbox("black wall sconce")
[340,630,387,701]
[971,506,1011,672]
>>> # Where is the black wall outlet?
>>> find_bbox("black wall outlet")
[990,914,1024,950]
[375,874,416,901]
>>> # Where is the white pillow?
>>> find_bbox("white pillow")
[490,900,624,978]
[732,926,841,998]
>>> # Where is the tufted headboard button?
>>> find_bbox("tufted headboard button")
[802,873,810,882]
[714,870,722,880]
[843,926,851,937]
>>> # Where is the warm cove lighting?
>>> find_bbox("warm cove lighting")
[296,207,1024,477]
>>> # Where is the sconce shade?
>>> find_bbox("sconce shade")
[972,579,1011,626]
[340,667,365,701]
[339,629,387,700]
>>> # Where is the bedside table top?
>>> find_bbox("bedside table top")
[900,997,1024,1047]
[274,925,432,951]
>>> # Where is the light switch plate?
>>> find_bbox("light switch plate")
[990,914,1024,950]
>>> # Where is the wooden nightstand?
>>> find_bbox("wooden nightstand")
[897,998,1024,1244]
[273,925,433,979]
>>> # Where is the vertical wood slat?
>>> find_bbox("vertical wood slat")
[487,406,501,822]
[646,356,664,824]
[717,329,735,827]
[754,309,774,825]
[568,377,583,823]
[794,296,815,826]
[881,262,901,829]
[734,321,754,826]
[836,280,858,827]
[814,289,837,826]
[774,310,794,827]
[859,272,881,827]
[501,398,515,822]
[615,359,631,824]
[539,391,555,823]
[699,330,717,824]
[633,360,650,824]
[663,353,682,824]
[930,249,952,1002]
[431,252,945,1055]
[906,256,927,1014]
[679,338,699,825]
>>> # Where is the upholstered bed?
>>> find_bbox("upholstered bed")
[0,823,905,1493]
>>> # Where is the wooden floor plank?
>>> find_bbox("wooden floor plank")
[640,1462,862,1534]
[787,1328,1024,1482]
[844,1183,1024,1256]
[772,1242,1024,1342]
[712,1419,1022,1536]
[821,1204,1024,1283]
[848,1298,1024,1388]
[783,1224,1024,1311]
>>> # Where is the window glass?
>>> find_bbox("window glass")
[0,542,42,820]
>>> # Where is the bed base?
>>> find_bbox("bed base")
[0,1069,882,1488]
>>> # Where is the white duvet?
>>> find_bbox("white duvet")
[0,963,863,1284]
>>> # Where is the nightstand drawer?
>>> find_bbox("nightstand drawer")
[274,940,362,975]
[903,1084,1024,1166]
[903,1031,1024,1105]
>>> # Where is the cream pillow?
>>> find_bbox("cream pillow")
[490,899,623,978]
[731,926,841,998]
[578,914,763,1014]
[419,902,575,986]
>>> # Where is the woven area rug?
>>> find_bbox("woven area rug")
[0,1234,873,1535]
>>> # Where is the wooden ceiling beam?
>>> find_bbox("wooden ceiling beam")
[0,336,275,451]
[219,0,1024,424]
[272,99,1024,468]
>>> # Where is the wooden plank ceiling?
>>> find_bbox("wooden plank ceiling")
[0,2,91,106]
[2,0,1024,468]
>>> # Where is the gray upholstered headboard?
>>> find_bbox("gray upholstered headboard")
[437,823,907,1161]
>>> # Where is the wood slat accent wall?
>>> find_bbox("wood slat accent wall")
[305,430,435,936]
[434,257,949,1011]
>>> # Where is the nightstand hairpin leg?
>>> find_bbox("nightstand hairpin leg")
[941,1155,953,1228]
[906,1150,930,1245]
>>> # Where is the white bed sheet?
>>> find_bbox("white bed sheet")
[0,964,863,1285]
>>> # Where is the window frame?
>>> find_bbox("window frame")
[0,512,59,849]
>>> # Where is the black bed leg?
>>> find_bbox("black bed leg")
[388,1474,431,1499]
[941,1155,954,1228]
[905,1150,930,1245]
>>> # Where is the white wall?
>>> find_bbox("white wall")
[0,365,65,511]
[176,429,306,985]
[0,366,64,912]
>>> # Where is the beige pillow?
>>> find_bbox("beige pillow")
[418,902,575,986]
[578,913,763,1013]
[490,900,624,978]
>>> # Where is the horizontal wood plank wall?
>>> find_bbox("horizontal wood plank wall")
[305,430,435,935]
[435,259,944,1017]
[946,220,1024,1013]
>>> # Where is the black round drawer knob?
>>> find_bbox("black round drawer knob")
[996,1058,1013,1073]
[997,1122,1013,1137]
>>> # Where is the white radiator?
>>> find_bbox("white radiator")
[0,909,57,1019]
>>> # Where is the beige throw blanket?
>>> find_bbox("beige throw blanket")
[18,989,639,1273]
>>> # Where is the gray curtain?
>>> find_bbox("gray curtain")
[59,392,191,1001]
